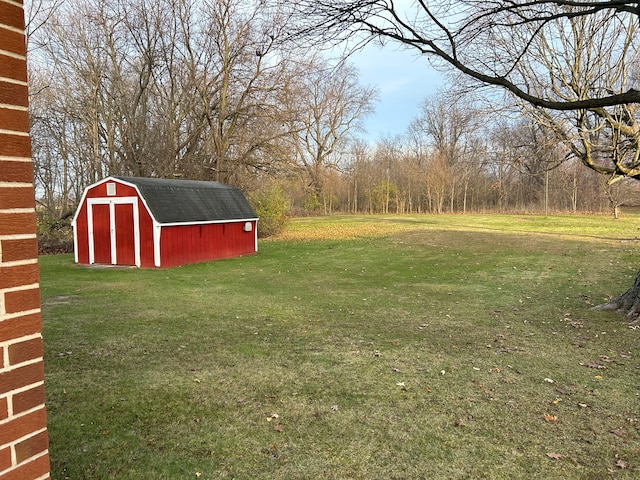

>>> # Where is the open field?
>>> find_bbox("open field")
[41,214,640,479]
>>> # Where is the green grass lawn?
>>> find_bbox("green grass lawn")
[41,214,640,479]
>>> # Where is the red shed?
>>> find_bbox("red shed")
[72,176,258,268]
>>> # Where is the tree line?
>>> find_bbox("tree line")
[26,0,640,224]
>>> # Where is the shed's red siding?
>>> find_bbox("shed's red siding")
[91,203,111,264]
[159,221,257,268]
[74,206,89,264]
[74,178,257,268]
[114,203,135,265]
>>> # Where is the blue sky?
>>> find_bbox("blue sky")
[350,42,445,141]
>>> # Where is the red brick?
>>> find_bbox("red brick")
[0,446,11,472]
[0,27,27,57]
[0,362,44,397]
[0,407,46,446]
[0,263,39,289]
[1,238,37,262]
[0,452,50,480]
[0,212,36,236]
[12,384,45,415]
[0,161,33,183]
[0,346,3,369]
[0,54,27,83]
[0,82,28,109]
[0,107,29,133]
[0,133,31,158]
[8,337,42,365]
[0,313,42,343]
[4,288,40,314]
[14,430,48,464]
[0,3,25,32]
[0,187,34,210]
[0,396,8,420]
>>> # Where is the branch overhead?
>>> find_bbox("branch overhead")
[285,0,640,111]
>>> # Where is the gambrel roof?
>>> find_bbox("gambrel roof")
[113,176,257,224]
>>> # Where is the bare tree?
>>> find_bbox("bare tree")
[344,139,371,213]
[502,7,639,181]
[410,95,485,212]
[191,0,296,183]
[28,0,302,205]
[283,56,377,204]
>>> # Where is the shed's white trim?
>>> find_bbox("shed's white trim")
[158,217,258,227]
[73,219,79,264]
[153,222,161,268]
[254,219,259,252]
[86,197,140,267]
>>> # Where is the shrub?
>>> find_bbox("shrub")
[249,186,289,238]
[37,211,74,254]
[302,192,323,214]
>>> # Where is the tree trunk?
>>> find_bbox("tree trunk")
[592,268,640,324]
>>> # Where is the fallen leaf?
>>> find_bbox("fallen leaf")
[546,452,564,460]
[610,428,627,438]
[262,444,280,458]
[331,405,339,411]
[616,458,629,469]
[273,424,284,433]
[544,378,555,383]
[195,473,202,478]
[543,413,558,422]
[455,418,466,427]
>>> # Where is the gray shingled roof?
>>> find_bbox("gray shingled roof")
[114,176,257,224]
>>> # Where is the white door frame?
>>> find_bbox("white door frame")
[87,197,140,266]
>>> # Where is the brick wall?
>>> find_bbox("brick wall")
[0,0,51,479]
